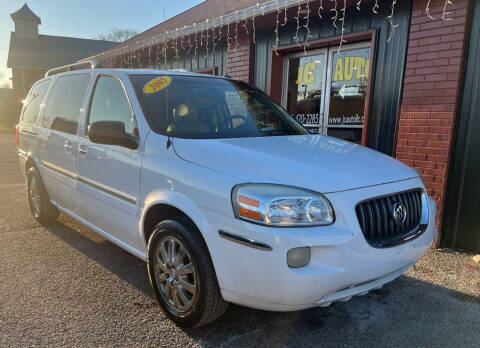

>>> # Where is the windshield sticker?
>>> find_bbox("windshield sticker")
[143,76,171,94]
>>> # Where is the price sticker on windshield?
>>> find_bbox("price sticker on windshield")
[143,76,172,94]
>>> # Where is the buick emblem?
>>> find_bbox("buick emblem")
[392,202,407,225]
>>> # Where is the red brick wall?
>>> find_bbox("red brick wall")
[226,31,253,82]
[396,0,469,226]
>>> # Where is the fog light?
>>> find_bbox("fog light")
[287,247,311,268]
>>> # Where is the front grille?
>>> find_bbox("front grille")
[356,189,423,247]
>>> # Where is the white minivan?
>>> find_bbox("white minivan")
[17,61,437,327]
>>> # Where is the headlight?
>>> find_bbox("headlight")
[232,184,335,227]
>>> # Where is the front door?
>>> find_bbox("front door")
[76,74,142,249]
[283,42,371,144]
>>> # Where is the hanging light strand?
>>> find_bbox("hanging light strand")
[387,0,399,43]
[303,0,311,55]
[242,15,249,34]
[356,0,362,11]
[274,0,280,55]
[252,8,257,43]
[426,0,435,20]
[194,29,198,60]
[442,0,453,20]
[164,31,168,69]
[282,0,288,25]
[331,0,339,28]
[205,20,210,64]
[92,0,452,69]
[294,0,301,46]
[212,27,217,67]
[372,0,380,14]
[226,21,231,53]
[338,0,347,52]
[234,11,239,54]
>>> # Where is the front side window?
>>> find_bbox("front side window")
[21,79,51,125]
[43,74,91,134]
[88,76,136,134]
[129,75,307,139]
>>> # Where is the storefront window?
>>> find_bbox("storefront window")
[326,46,370,143]
[283,43,371,143]
[285,52,326,133]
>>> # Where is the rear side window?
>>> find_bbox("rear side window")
[43,74,91,135]
[21,79,51,125]
[88,75,136,134]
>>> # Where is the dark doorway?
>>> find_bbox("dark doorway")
[442,0,480,252]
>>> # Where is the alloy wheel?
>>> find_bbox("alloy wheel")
[29,174,41,217]
[154,236,197,314]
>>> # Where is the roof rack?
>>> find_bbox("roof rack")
[45,59,102,77]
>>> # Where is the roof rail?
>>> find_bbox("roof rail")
[45,59,102,77]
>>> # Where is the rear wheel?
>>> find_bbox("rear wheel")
[27,166,59,225]
[147,218,228,327]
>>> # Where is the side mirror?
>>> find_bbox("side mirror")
[88,121,139,149]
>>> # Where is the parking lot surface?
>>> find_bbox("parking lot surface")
[1,133,479,347]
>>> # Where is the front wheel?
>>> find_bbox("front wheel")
[147,218,228,327]
[27,166,59,225]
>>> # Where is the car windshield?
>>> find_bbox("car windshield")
[129,74,308,139]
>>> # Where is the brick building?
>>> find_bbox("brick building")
[93,0,479,251]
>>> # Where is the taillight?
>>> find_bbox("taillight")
[15,124,19,148]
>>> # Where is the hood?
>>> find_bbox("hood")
[172,134,418,193]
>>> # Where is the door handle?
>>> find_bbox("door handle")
[64,140,73,152]
[78,145,88,155]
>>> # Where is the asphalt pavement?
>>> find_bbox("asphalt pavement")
[0,132,479,347]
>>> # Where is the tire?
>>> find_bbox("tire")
[147,218,228,327]
[27,166,59,225]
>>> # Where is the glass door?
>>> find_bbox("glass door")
[282,42,371,143]
[283,49,328,134]
[325,44,371,144]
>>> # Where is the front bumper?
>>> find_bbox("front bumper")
[202,177,437,311]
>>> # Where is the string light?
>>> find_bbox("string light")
[194,30,198,61]
[219,15,223,38]
[338,0,347,53]
[148,46,152,67]
[92,0,449,72]
[174,28,179,68]
[234,11,239,54]
[372,0,380,14]
[242,16,249,34]
[205,21,210,64]
[387,0,399,43]
[331,0,339,28]
[442,0,453,21]
[252,9,256,43]
[274,0,280,55]
[186,33,192,55]
[426,0,435,20]
[282,0,288,26]
[164,31,168,69]
[180,31,185,54]
[318,0,323,19]
[226,21,231,53]
[155,42,161,68]
[294,0,301,47]
[212,27,217,67]
[303,0,311,55]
